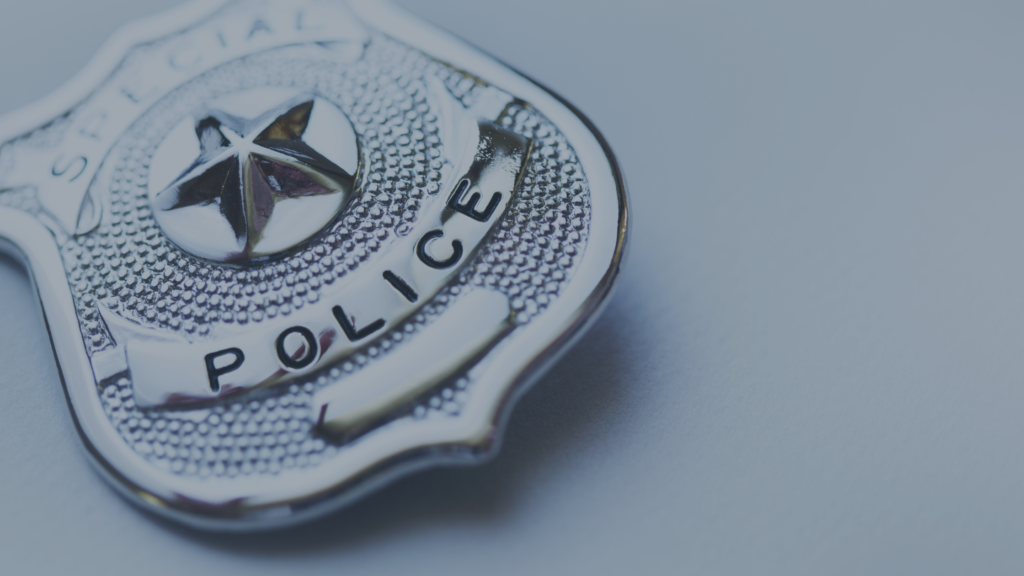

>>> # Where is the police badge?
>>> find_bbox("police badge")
[0,0,627,529]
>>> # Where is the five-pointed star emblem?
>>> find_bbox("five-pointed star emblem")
[151,91,356,262]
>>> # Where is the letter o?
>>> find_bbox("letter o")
[275,326,319,370]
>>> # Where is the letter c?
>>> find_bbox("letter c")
[416,229,463,269]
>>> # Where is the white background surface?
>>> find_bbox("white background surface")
[2,1,1024,574]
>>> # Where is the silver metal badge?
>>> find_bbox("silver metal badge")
[0,0,628,529]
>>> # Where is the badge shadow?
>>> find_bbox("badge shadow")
[153,299,637,553]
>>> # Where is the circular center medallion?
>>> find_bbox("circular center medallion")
[147,86,359,263]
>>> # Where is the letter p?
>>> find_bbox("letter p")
[205,348,245,393]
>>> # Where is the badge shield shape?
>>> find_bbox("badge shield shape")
[0,0,627,529]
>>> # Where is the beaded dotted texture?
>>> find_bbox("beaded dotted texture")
[0,34,591,480]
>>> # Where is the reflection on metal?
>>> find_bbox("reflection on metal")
[315,289,514,435]
[0,0,628,530]
[150,88,358,262]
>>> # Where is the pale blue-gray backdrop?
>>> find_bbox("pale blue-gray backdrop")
[1,1,1023,574]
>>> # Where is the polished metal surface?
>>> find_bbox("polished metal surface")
[150,87,359,263]
[0,0,627,530]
